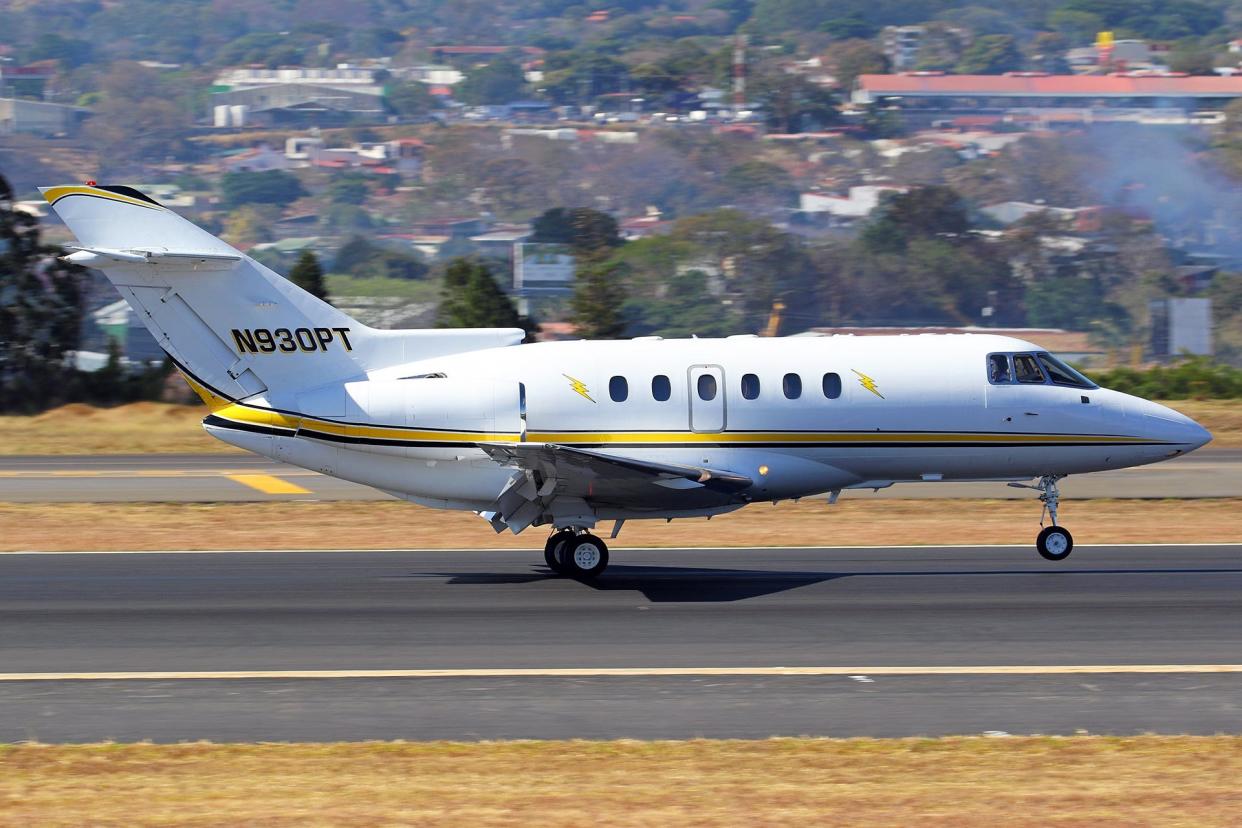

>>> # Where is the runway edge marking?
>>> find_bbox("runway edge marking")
[8,542,1242,555]
[4,665,1242,681]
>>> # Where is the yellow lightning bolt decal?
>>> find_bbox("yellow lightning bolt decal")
[852,369,884,399]
[563,373,596,403]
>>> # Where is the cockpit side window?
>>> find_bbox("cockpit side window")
[1013,353,1046,384]
[1037,352,1097,389]
[987,353,1013,384]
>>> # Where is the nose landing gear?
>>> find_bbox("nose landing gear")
[543,529,609,578]
[1011,474,1074,561]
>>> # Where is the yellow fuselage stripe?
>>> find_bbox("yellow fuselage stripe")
[42,186,162,211]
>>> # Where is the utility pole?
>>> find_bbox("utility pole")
[732,34,747,109]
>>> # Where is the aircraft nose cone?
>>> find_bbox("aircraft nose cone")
[1137,399,1213,452]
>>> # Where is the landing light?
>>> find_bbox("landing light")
[758,465,769,476]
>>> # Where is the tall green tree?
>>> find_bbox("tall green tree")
[0,174,85,412]
[571,260,628,339]
[530,207,621,258]
[436,258,524,329]
[456,57,527,105]
[221,170,307,208]
[956,34,1023,75]
[288,251,329,302]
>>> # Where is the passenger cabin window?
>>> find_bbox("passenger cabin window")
[822,372,841,399]
[1037,352,1097,389]
[741,373,760,400]
[1013,354,1046,384]
[697,373,718,401]
[987,354,1012,384]
[783,373,802,400]
[651,374,671,402]
[609,376,628,402]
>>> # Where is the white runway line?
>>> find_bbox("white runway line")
[4,665,1242,681]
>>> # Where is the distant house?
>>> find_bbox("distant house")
[980,201,1078,226]
[469,226,531,265]
[799,185,906,220]
[284,136,423,177]
[222,143,292,173]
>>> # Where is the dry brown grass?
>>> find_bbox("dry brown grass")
[0,403,239,455]
[1,399,1239,456]
[1,497,1239,552]
[1,737,1240,827]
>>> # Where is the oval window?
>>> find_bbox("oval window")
[822,372,841,399]
[609,376,628,402]
[651,374,671,402]
[697,373,718,401]
[741,373,760,400]
[783,373,802,400]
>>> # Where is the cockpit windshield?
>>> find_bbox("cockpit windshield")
[1036,352,1097,389]
[986,351,1097,389]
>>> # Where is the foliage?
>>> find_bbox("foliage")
[332,237,428,280]
[955,34,1023,75]
[387,82,436,117]
[571,260,628,339]
[1089,358,1242,400]
[827,40,889,89]
[220,170,306,208]
[531,208,622,257]
[748,66,838,133]
[288,251,329,302]
[436,258,525,329]
[0,174,85,413]
[83,62,195,176]
[326,174,370,205]
[861,186,969,253]
[456,57,527,106]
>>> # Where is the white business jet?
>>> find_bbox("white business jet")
[46,184,1212,576]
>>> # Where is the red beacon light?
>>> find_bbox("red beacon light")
[86,180,97,186]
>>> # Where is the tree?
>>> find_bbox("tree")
[84,62,193,175]
[861,186,971,253]
[828,39,889,89]
[749,66,838,133]
[331,236,427,280]
[1167,42,1217,75]
[530,207,622,258]
[571,261,628,339]
[955,34,1023,75]
[0,174,85,412]
[436,258,524,329]
[456,57,526,105]
[288,251,329,302]
[387,81,435,117]
[221,170,306,208]
[326,173,369,205]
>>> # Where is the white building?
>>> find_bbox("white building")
[799,185,906,219]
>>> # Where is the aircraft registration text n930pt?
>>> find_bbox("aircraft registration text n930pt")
[44,183,1212,577]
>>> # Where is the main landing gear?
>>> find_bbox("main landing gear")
[1011,474,1074,561]
[544,529,609,578]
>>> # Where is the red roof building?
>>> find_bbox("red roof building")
[855,73,1242,103]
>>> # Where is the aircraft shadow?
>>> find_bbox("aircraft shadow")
[426,565,1242,603]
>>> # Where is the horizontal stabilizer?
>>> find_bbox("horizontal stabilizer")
[63,246,242,267]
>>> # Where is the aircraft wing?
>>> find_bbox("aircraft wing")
[477,443,753,533]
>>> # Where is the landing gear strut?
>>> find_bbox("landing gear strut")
[543,529,609,578]
[1010,474,1074,561]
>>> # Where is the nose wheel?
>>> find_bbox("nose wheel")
[543,530,609,578]
[1011,474,1074,561]
[1036,525,1073,560]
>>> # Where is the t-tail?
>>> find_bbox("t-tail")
[42,184,523,408]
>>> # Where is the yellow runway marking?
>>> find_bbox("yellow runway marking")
[224,474,313,495]
[1,665,1240,682]
[0,470,320,479]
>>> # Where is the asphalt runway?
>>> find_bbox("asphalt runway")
[2,544,1241,742]
[1,449,1240,502]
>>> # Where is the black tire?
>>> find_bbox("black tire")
[561,534,609,579]
[1036,526,1074,561]
[544,531,573,574]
